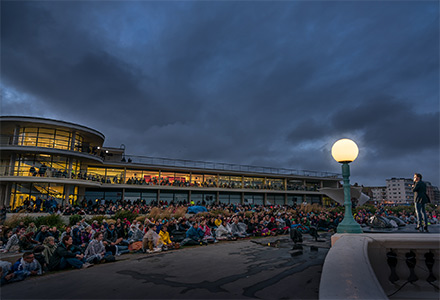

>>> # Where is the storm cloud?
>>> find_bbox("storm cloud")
[1,1,439,186]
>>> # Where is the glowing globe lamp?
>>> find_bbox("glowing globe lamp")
[331,139,359,163]
[331,139,363,233]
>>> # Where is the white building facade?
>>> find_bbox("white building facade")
[370,186,387,203]
[386,178,413,204]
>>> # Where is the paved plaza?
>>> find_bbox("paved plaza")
[1,234,332,300]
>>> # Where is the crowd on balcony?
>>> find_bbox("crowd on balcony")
[22,167,293,191]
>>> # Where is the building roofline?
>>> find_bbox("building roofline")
[0,115,105,140]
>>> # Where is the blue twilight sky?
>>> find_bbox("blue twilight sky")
[1,1,439,186]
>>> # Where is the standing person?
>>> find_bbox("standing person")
[413,173,430,232]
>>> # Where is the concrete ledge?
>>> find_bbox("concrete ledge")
[320,234,387,300]
[320,233,440,300]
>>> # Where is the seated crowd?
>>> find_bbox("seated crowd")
[1,201,438,286]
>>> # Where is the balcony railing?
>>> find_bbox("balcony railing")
[125,155,341,179]
[0,134,102,158]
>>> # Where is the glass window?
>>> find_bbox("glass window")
[160,172,175,186]
[204,174,217,187]
[11,183,32,209]
[287,179,304,190]
[174,173,190,186]
[267,178,284,190]
[86,167,107,183]
[230,176,242,188]
[73,134,84,152]
[0,160,10,176]
[159,191,174,203]
[71,159,81,178]
[102,190,122,202]
[173,191,189,204]
[66,186,78,205]
[18,128,38,147]
[50,156,69,178]
[219,193,230,204]
[191,174,204,187]
[106,168,124,184]
[244,193,264,205]
[125,191,142,203]
[38,128,55,135]
[229,193,241,204]
[37,137,54,148]
[142,170,160,185]
[219,176,229,188]
[305,181,320,191]
[218,192,241,204]
[254,194,264,205]
[84,190,105,202]
[126,170,143,185]
[141,191,157,204]
[191,192,203,204]
[244,177,264,189]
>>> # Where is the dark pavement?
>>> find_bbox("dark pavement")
[1,234,332,300]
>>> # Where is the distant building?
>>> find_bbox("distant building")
[369,186,387,203]
[0,116,341,208]
[386,178,413,204]
[426,182,440,204]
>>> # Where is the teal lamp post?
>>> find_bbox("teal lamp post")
[331,139,363,233]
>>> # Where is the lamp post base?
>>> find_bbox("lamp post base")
[337,220,363,234]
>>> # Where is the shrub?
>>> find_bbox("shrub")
[69,215,84,226]
[114,210,138,223]
[195,212,210,218]
[172,207,187,219]
[89,215,107,224]
[135,215,147,224]
[104,218,116,225]
[159,210,172,220]
[147,207,161,220]
[244,211,254,218]
[4,214,35,228]
[35,214,65,228]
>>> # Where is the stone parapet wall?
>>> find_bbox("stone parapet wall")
[320,233,439,300]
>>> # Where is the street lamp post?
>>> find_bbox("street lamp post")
[331,139,363,233]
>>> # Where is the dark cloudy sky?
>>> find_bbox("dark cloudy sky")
[1,1,439,187]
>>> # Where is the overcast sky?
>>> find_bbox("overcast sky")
[1,1,439,187]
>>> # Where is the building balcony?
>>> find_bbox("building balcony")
[0,144,104,163]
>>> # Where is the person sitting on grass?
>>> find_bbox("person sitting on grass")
[60,226,72,240]
[84,232,114,264]
[142,224,162,253]
[181,223,207,246]
[229,217,249,238]
[32,245,47,272]
[128,224,144,244]
[48,235,91,270]
[2,228,25,253]
[215,220,234,240]
[199,219,216,243]
[0,263,22,285]
[159,225,179,250]
[35,226,51,244]
[48,226,60,242]
[104,223,129,256]
[42,236,57,269]
[11,252,42,279]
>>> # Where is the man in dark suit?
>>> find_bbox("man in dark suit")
[412,173,429,232]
